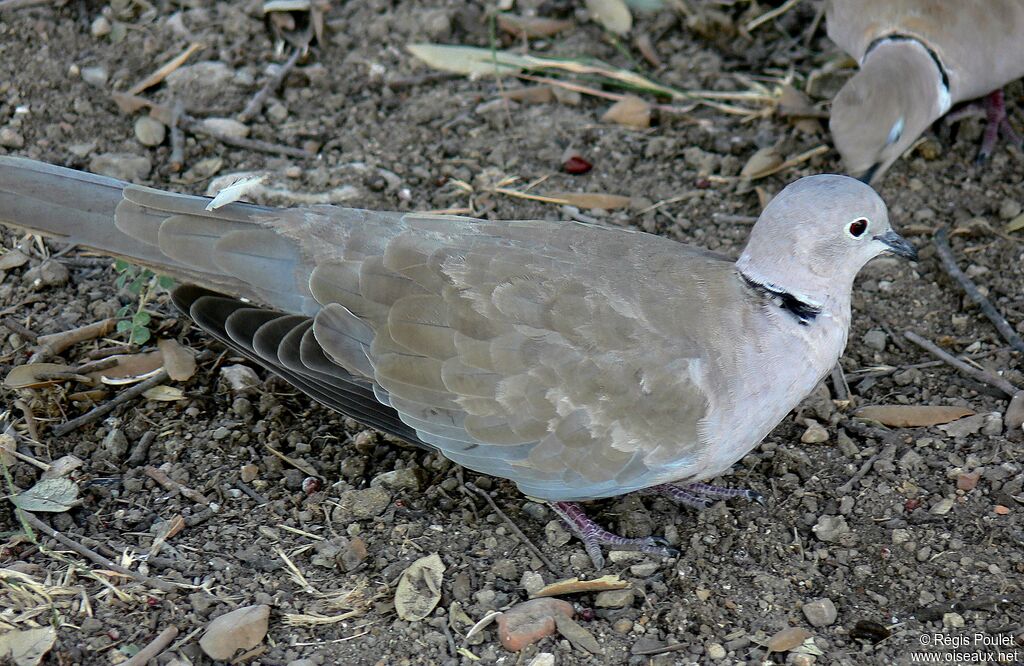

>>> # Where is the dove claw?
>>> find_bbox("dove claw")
[550,501,678,570]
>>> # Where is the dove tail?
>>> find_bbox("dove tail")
[0,156,315,313]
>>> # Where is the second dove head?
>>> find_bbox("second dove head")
[737,174,916,309]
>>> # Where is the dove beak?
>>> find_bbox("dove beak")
[874,229,918,261]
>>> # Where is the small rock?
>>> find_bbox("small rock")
[891,528,912,544]
[0,128,24,148]
[937,413,986,438]
[801,598,837,627]
[495,598,574,651]
[23,260,69,289]
[629,562,659,577]
[545,520,571,547]
[594,588,635,609]
[981,412,1003,436]
[612,618,633,634]
[90,16,111,38]
[166,61,236,107]
[339,486,391,518]
[811,515,849,543]
[492,559,518,581]
[942,612,965,628]
[1005,392,1024,434]
[527,654,555,666]
[554,615,602,654]
[520,571,545,596]
[199,604,270,660]
[212,426,231,441]
[339,536,367,571]
[101,428,129,459]
[863,329,887,352]
[800,420,829,444]
[240,464,258,483]
[81,66,108,86]
[766,626,811,653]
[88,152,151,181]
[930,497,954,515]
[220,364,260,394]
[957,471,980,492]
[421,9,452,40]
[200,117,250,139]
[707,642,727,660]
[370,468,421,491]
[134,116,166,146]
[998,199,1022,220]
[791,655,817,666]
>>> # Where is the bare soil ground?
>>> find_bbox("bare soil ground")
[0,1,1022,665]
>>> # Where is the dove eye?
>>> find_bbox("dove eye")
[848,218,868,238]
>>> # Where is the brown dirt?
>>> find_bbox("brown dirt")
[0,1,1022,665]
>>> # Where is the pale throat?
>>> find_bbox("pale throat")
[862,35,952,115]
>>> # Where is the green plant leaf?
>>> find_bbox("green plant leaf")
[157,275,175,289]
[114,259,130,272]
[132,311,152,326]
[130,327,151,345]
[116,320,133,333]
[128,276,146,294]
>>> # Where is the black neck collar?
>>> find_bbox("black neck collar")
[741,273,822,326]
[865,34,949,91]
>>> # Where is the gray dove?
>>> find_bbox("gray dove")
[0,157,916,567]
[827,0,1024,183]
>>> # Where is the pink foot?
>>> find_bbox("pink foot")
[947,90,1022,163]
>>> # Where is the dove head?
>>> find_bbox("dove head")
[737,174,916,312]
[830,39,948,184]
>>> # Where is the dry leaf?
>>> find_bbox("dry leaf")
[554,615,603,654]
[0,249,29,271]
[395,552,445,621]
[89,351,164,385]
[158,338,197,381]
[741,146,784,180]
[601,95,651,129]
[407,44,530,77]
[0,433,14,467]
[11,478,79,513]
[1006,213,1024,233]
[143,385,186,401]
[4,363,71,389]
[766,627,812,653]
[855,405,975,428]
[501,86,555,104]
[548,192,632,210]
[264,444,319,477]
[40,455,84,481]
[586,0,632,34]
[531,575,628,598]
[497,13,574,38]
[777,84,815,117]
[0,627,57,666]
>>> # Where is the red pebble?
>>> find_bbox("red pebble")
[904,498,920,512]
[563,155,593,175]
[302,476,321,494]
[496,598,575,651]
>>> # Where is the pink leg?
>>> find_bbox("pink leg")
[550,501,677,570]
[948,90,1022,162]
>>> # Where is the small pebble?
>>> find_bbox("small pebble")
[201,117,250,139]
[630,562,659,577]
[239,464,258,483]
[0,128,24,148]
[956,471,980,491]
[220,364,260,394]
[23,260,69,289]
[811,515,849,543]
[999,199,1022,220]
[199,605,270,660]
[801,420,829,444]
[520,571,545,596]
[706,642,727,660]
[612,618,633,634]
[544,520,571,547]
[90,16,111,38]
[81,66,109,86]
[527,654,555,666]
[134,116,166,146]
[594,588,635,609]
[862,329,887,352]
[801,598,837,627]
[943,612,965,628]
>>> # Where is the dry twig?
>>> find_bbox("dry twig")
[464,482,560,574]
[238,42,308,123]
[53,369,169,436]
[144,465,212,505]
[122,626,180,666]
[933,227,1024,355]
[904,330,1019,397]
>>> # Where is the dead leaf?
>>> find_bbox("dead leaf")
[89,351,164,385]
[854,405,975,428]
[586,0,632,34]
[0,249,29,271]
[1006,213,1024,233]
[40,455,84,481]
[548,192,632,210]
[531,574,628,598]
[0,433,14,466]
[143,385,186,401]
[158,338,197,381]
[741,146,784,180]
[11,478,79,513]
[501,86,555,104]
[766,627,812,653]
[601,95,651,129]
[4,363,71,389]
[0,627,57,666]
[554,615,603,654]
[497,13,574,38]
[264,444,319,477]
[395,552,445,621]
[406,44,531,77]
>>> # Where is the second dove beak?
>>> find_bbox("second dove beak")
[874,229,918,261]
